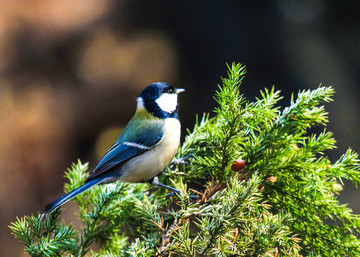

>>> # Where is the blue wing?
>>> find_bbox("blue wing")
[44,110,166,214]
[86,119,164,182]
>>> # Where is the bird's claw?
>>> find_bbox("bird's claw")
[166,191,199,200]
[171,153,194,166]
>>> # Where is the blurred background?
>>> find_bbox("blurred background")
[1,1,359,255]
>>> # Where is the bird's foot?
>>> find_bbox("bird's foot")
[165,191,199,199]
[170,153,194,166]
[151,176,198,200]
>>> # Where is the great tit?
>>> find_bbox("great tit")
[44,82,185,214]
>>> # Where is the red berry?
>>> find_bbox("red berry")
[231,159,245,171]
[267,176,276,183]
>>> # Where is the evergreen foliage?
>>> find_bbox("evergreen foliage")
[10,63,360,256]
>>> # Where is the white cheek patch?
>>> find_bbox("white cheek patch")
[155,93,178,113]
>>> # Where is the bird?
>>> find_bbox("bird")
[44,82,186,214]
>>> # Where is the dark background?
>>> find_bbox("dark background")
[1,1,359,255]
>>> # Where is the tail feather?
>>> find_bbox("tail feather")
[44,177,104,214]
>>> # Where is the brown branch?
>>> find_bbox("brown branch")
[156,171,248,255]
[156,218,183,256]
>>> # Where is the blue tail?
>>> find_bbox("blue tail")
[44,177,104,214]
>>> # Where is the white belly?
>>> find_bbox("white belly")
[119,118,181,182]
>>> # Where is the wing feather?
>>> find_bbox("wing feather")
[86,126,163,182]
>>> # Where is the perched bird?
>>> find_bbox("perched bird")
[44,82,186,214]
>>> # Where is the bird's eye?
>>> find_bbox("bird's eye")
[164,86,176,94]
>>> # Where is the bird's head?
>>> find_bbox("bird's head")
[136,82,185,119]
